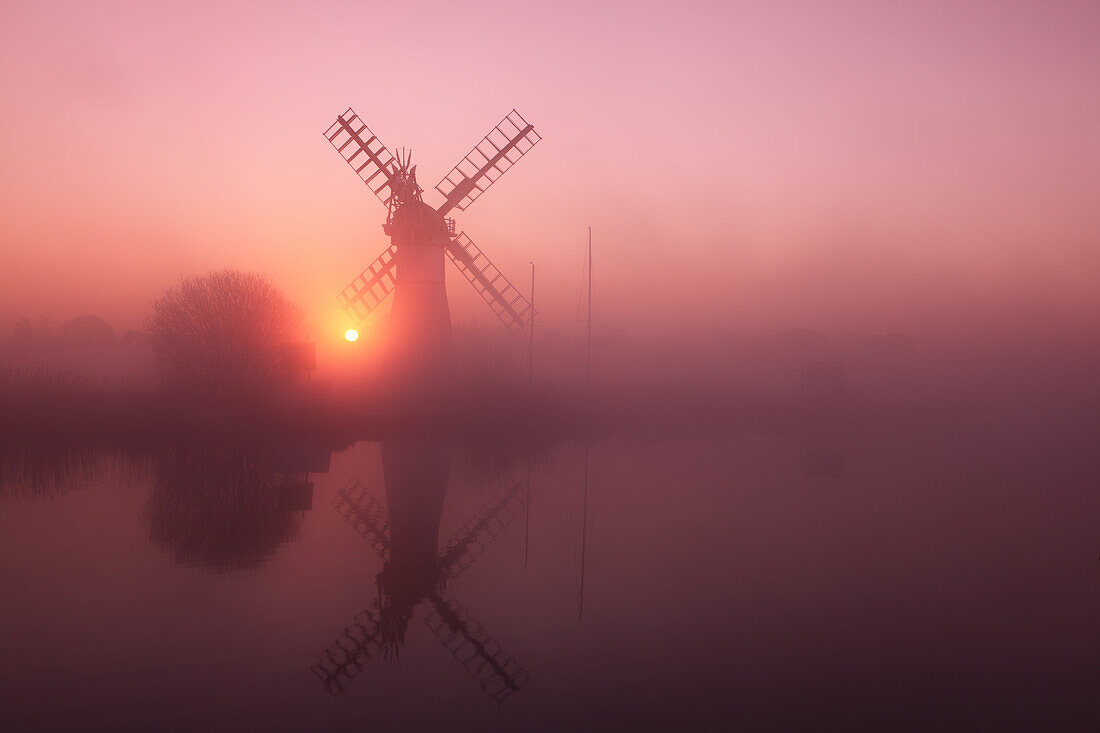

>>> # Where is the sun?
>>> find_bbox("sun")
[344,329,359,342]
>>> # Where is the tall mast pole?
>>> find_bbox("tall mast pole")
[528,262,536,400]
[586,227,592,390]
[579,226,592,621]
[524,261,535,569]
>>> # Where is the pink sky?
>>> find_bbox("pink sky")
[1,0,1098,344]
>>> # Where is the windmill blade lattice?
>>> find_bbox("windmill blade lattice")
[324,108,399,207]
[446,233,534,333]
[333,477,390,559]
[435,109,541,214]
[336,244,398,323]
[425,597,530,703]
[311,608,385,696]
[438,480,525,579]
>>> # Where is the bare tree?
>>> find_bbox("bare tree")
[147,269,303,392]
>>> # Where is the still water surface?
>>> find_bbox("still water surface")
[2,429,1097,731]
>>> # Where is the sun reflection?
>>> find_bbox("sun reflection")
[344,329,359,342]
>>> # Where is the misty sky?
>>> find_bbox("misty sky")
[1,0,1098,344]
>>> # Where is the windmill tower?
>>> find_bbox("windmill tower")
[324,109,540,369]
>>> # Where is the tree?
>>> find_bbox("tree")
[147,269,303,392]
[58,314,116,344]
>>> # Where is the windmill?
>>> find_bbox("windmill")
[312,441,529,703]
[324,108,540,359]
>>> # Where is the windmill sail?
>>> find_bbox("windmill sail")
[334,478,390,559]
[324,108,399,207]
[446,233,534,333]
[435,109,541,215]
[337,245,398,323]
[425,597,530,703]
[438,480,525,579]
[312,608,385,696]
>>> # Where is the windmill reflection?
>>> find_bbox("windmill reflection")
[146,444,323,573]
[313,440,529,703]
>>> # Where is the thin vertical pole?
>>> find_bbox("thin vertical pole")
[586,227,592,390]
[524,262,535,569]
[579,226,592,621]
[528,262,535,401]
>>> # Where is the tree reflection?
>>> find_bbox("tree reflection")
[145,446,313,573]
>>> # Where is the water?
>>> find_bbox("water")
[2,427,1098,731]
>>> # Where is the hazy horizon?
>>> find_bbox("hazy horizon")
[3,0,1099,350]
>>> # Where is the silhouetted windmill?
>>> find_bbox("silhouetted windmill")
[324,109,540,355]
[312,442,528,703]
